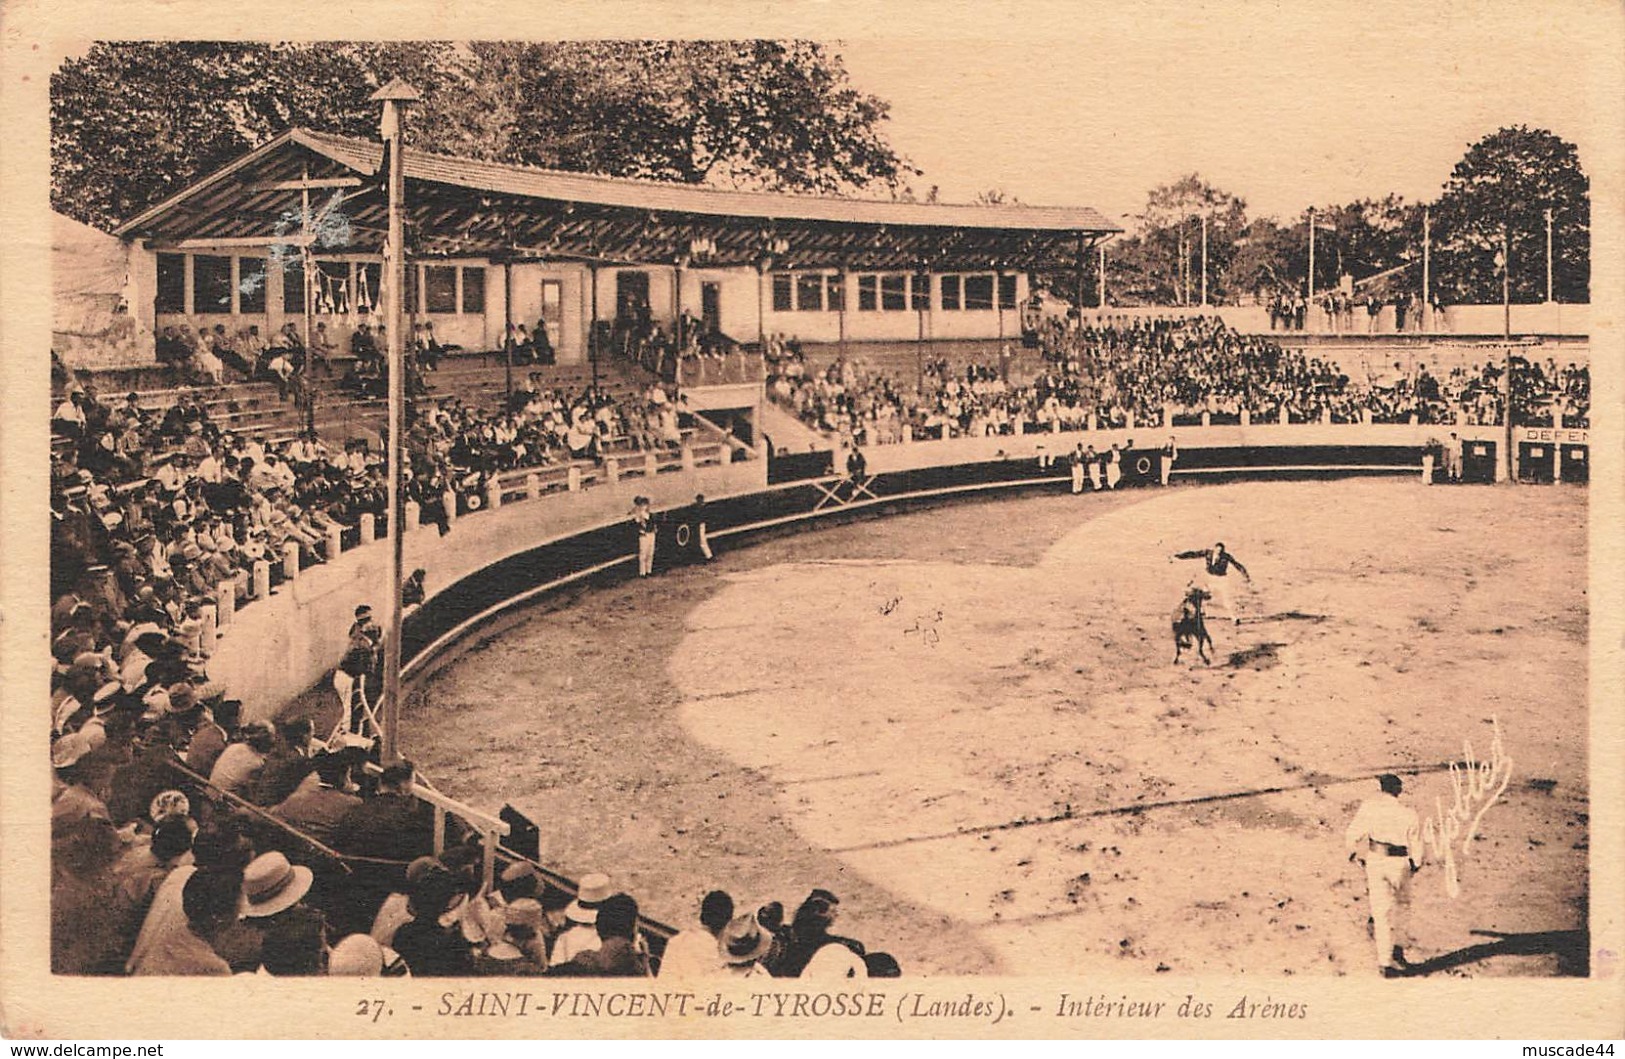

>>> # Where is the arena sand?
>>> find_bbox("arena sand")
[401,479,1588,977]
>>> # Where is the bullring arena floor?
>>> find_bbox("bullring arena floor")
[399,478,1588,977]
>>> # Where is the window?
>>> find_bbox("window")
[857,274,878,311]
[192,255,233,314]
[965,274,994,311]
[998,273,1018,310]
[881,273,907,311]
[156,254,185,314]
[424,266,458,314]
[282,258,306,315]
[356,262,382,314]
[772,273,793,312]
[824,273,844,312]
[539,279,564,332]
[912,274,931,312]
[461,267,486,314]
[941,275,961,311]
[796,272,824,312]
[238,258,267,315]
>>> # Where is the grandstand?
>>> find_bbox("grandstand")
[48,118,1591,983]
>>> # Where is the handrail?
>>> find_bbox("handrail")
[161,757,392,872]
[159,756,682,948]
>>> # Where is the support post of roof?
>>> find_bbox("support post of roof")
[916,278,925,392]
[503,260,514,400]
[589,262,600,391]
[674,255,686,373]
[301,166,315,357]
[1075,233,1087,323]
[1099,241,1107,309]
[838,264,850,361]
[756,261,767,354]
[372,76,421,767]
[997,270,1006,343]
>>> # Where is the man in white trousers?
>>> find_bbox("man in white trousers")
[1171,542,1251,625]
[1344,774,1422,976]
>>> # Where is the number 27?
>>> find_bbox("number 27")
[356,999,387,1023]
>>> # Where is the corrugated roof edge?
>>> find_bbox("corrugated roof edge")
[293,128,1119,231]
[118,127,1121,237]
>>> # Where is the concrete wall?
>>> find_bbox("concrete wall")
[207,407,1594,737]
[853,420,1514,475]
[209,458,764,722]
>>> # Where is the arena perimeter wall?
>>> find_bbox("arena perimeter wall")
[205,419,1575,726]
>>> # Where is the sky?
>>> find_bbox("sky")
[38,1,1612,234]
[835,3,1609,228]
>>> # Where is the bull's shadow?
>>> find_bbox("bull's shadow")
[1398,929,1589,977]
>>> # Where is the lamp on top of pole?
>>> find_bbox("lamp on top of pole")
[370,75,421,767]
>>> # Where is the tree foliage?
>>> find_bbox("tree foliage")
[1087,175,1249,306]
[1431,125,1589,303]
[52,41,913,231]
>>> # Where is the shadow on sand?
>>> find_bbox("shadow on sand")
[1400,929,1589,977]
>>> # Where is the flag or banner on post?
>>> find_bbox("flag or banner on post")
[661,501,708,570]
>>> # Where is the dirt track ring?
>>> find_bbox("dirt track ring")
[407,478,1588,978]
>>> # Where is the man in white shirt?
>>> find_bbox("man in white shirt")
[53,393,87,435]
[657,890,734,978]
[195,447,224,484]
[1344,774,1422,976]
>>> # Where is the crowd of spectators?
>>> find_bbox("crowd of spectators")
[50,592,898,977]
[155,321,319,399]
[766,315,1589,446]
[49,307,1588,978]
[50,364,900,978]
[53,663,902,981]
[49,367,684,605]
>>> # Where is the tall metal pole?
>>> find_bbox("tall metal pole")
[372,78,419,766]
[1307,207,1317,332]
[1422,207,1431,332]
[1501,222,1514,483]
[1178,225,1187,306]
[300,167,316,438]
[1200,214,1209,307]
[1544,208,1554,303]
[1502,224,1512,340]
